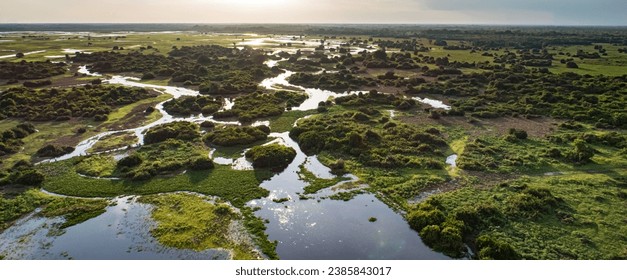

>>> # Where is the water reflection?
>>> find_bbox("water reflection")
[0,197,230,260]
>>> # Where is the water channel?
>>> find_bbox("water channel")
[2,49,453,259]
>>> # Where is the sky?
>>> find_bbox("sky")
[0,0,625,25]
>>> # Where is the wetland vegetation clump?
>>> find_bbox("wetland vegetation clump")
[0,160,45,186]
[416,71,626,128]
[162,96,223,116]
[214,91,307,123]
[287,71,376,91]
[0,189,108,231]
[118,139,211,180]
[245,144,296,169]
[138,193,262,260]
[143,121,201,144]
[0,123,36,157]
[298,164,351,194]
[36,144,75,158]
[409,174,626,259]
[74,45,274,95]
[0,86,157,122]
[334,90,417,110]
[76,154,117,177]
[290,111,447,169]
[204,125,269,147]
[0,61,67,80]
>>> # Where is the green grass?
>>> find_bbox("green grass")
[0,120,100,169]
[139,193,260,260]
[417,172,627,259]
[241,207,279,259]
[88,132,138,153]
[549,43,627,76]
[39,159,272,208]
[39,196,109,229]
[268,109,315,133]
[75,155,117,177]
[0,189,108,231]
[102,93,171,129]
[0,33,258,62]
[298,164,351,194]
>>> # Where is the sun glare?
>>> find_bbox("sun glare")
[218,0,288,7]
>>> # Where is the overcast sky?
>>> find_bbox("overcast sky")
[0,0,624,25]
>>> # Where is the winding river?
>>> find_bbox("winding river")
[2,51,452,259]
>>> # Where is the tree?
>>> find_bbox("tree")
[566,61,578,68]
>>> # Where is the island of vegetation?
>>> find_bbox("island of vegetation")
[0,25,625,260]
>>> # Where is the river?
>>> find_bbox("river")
[3,51,452,260]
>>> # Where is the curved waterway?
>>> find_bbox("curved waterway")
[13,55,452,259]
[248,133,447,259]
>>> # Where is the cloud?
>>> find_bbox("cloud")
[0,0,624,25]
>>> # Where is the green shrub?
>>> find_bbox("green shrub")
[204,125,268,146]
[476,235,521,260]
[245,144,296,169]
[144,121,200,144]
[36,144,75,157]
[117,154,143,168]
[189,157,214,170]
[408,209,445,231]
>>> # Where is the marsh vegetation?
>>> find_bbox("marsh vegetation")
[0,26,625,260]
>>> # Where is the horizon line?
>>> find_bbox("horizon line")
[1,23,626,27]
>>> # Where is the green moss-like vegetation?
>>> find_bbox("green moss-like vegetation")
[204,125,269,147]
[409,173,627,259]
[242,207,279,259]
[138,193,260,260]
[75,154,117,177]
[328,190,366,201]
[268,110,315,133]
[458,129,626,173]
[0,189,50,231]
[245,144,296,169]
[39,159,271,208]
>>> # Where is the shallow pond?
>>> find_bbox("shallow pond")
[0,197,229,260]
[248,132,448,259]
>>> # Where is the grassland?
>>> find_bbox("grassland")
[138,193,262,260]
[0,33,258,63]
[414,172,626,259]
[38,159,272,208]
